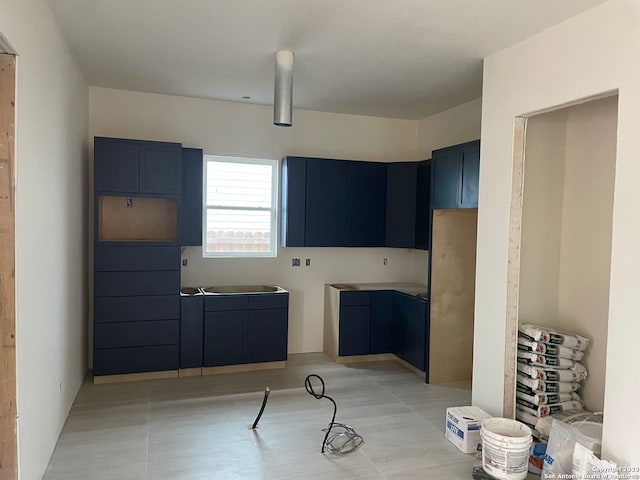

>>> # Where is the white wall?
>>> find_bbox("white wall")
[89,87,427,354]
[474,0,639,465]
[519,109,567,323]
[0,1,89,479]
[417,98,482,157]
[519,97,617,412]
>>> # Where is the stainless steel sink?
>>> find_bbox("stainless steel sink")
[201,285,286,294]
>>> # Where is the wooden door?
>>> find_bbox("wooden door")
[0,52,17,480]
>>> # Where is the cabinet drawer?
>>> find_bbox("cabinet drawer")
[93,345,179,376]
[247,293,288,310]
[94,295,179,323]
[94,320,179,349]
[340,291,371,307]
[204,295,248,311]
[95,271,180,297]
[95,246,180,271]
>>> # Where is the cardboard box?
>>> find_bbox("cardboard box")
[445,406,491,454]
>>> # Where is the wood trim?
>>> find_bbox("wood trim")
[202,361,286,376]
[335,353,396,364]
[93,370,178,385]
[503,117,527,419]
[178,368,203,377]
[0,53,17,480]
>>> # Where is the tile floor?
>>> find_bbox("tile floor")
[44,353,480,480]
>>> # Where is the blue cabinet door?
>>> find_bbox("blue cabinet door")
[432,148,461,209]
[370,291,392,354]
[139,141,182,194]
[414,160,431,250]
[403,296,427,371]
[460,142,480,208]
[385,162,418,248]
[305,158,347,246]
[247,308,288,363]
[392,292,427,371]
[180,295,204,368]
[280,157,306,247]
[347,162,386,246]
[203,311,248,366]
[180,148,203,246]
[93,345,179,376]
[432,140,480,209]
[339,291,371,356]
[339,305,371,356]
[94,137,140,193]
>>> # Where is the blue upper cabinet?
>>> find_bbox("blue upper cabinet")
[347,161,386,247]
[304,158,348,247]
[94,137,182,195]
[281,157,306,247]
[180,147,203,246]
[385,162,417,248]
[432,140,480,209]
[460,142,480,208]
[414,160,431,250]
[94,138,139,192]
[280,156,428,248]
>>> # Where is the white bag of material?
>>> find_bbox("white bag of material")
[516,390,580,406]
[516,399,584,418]
[518,336,584,360]
[517,374,580,393]
[573,443,618,479]
[517,364,587,383]
[515,409,540,429]
[542,420,581,477]
[535,410,603,439]
[519,324,589,351]
[517,351,578,369]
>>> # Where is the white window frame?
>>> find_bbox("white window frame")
[202,155,279,258]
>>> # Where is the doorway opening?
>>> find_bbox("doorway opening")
[504,93,618,422]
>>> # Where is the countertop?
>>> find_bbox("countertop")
[327,282,427,299]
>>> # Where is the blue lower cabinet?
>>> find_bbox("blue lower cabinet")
[94,295,179,323]
[247,308,288,363]
[370,291,393,354]
[201,293,289,367]
[392,292,427,371]
[180,295,204,368]
[203,311,248,366]
[339,305,371,356]
[94,320,179,349]
[93,345,179,376]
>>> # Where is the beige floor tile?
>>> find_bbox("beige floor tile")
[45,353,477,480]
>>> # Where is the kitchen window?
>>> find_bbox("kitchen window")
[203,155,278,257]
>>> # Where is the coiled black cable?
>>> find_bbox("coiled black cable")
[304,374,337,454]
[304,374,364,454]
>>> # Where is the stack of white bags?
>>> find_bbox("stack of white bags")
[515,323,589,428]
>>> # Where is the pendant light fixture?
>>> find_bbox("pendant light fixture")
[273,50,294,127]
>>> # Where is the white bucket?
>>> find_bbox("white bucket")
[480,418,533,480]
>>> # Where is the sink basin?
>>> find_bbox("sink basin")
[201,285,285,294]
[330,284,359,290]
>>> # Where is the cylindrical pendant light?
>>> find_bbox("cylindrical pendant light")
[274,50,294,127]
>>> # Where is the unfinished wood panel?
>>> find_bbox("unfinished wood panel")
[429,209,477,384]
[201,361,285,376]
[93,369,178,385]
[0,53,17,480]
[98,196,177,242]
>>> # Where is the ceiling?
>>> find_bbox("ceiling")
[48,0,607,120]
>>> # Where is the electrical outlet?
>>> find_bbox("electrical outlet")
[305,258,311,267]
[182,259,188,267]
[292,258,301,267]
[126,197,133,207]
[383,257,388,266]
